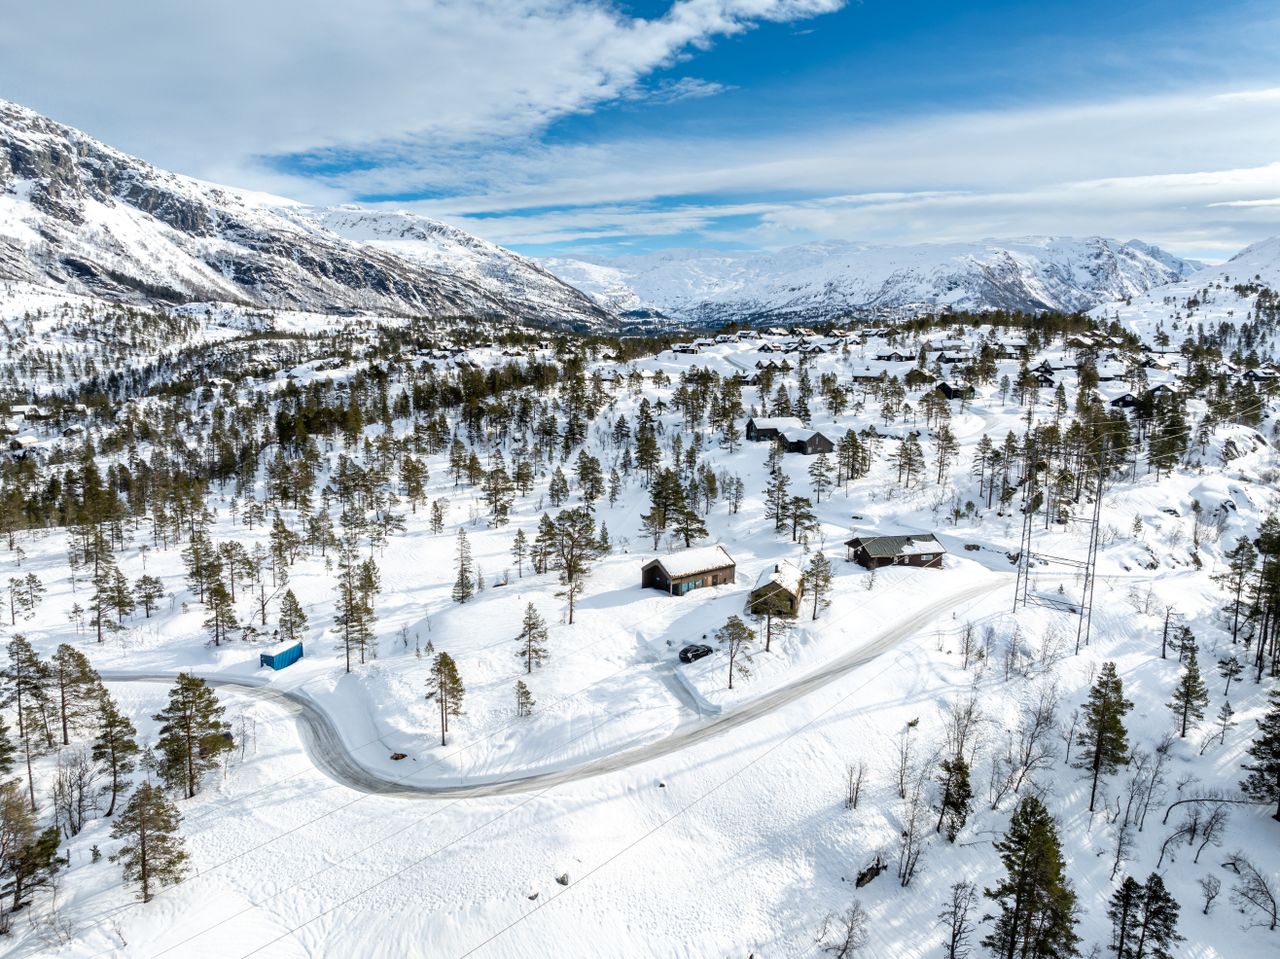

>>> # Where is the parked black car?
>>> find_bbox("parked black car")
[679,643,713,664]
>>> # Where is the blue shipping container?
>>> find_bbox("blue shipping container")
[260,642,304,670]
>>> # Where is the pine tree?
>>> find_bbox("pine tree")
[552,507,605,625]
[332,538,374,673]
[1074,661,1133,812]
[1215,699,1237,745]
[515,680,535,717]
[1169,644,1210,737]
[787,495,817,543]
[0,783,60,915]
[1135,873,1183,959]
[277,589,308,645]
[202,580,238,647]
[511,528,528,578]
[982,795,1079,959]
[92,690,139,817]
[50,644,101,746]
[806,551,833,621]
[110,783,188,902]
[153,673,231,799]
[1241,689,1280,821]
[0,715,13,778]
[808,452,834,503]
[936,754,972,842]
[516,603,549,674]
[1217,653,1244,697]
[427,652,465,746]
[1107,875,1145,959]
[451,528,475,603]
[2,635,52,810]
[763,465,791,532]
[1213,536,1257,643]
[671,506,708,548]
[134,574,165,618]
[716,615,754,690]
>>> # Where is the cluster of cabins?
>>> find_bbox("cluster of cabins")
[639,532,946,613]
[745,416,835,455]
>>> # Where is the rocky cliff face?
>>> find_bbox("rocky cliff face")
[0,100,613,329]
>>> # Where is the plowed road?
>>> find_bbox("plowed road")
[102,579,1001,799]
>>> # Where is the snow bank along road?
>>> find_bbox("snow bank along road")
[101,578,1002,799]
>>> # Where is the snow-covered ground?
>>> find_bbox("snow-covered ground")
[2,317,1280,958]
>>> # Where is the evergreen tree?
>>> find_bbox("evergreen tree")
[451,528,475,603]
[787,495,817,543]
[806,551,833,621]
[153,673,231,799]
[716,615,755,690]
[982,795,1079,959]
[1169,644,1210,737]
[552,508,605,625]
[1074,661,1133,812]
[1107,875,1145,959]
[511,528,528,578]
[763,463,791,532]
[110,783,188,902]
[1217,654,1244,697]
[808,452,834,503]
[202,580,238,647]
[49,644,101,746]
[0,716,13,779]
[515,680,535,718]
[134,574,165,618]
[427,652,465,746]
[2,635,52,810]
[0,782,60,916]
[1135,873,1183,959]
[671,506,709,548]
[92,690,139,817]
[516,603,549,674]
[1213,536,1257,643]
[1241,689,1280,821]
[936,754,972,842]
[332,538,374,673]
[277,589,308,645]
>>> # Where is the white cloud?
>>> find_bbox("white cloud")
[0,0,841,183]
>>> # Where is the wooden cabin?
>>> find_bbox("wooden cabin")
[641,546,736,596]
[845,532,946,570]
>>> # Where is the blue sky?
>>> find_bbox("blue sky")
[3,1,1280,259]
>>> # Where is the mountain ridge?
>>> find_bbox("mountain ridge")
[541,236,1209,325]
[0,99,613,329]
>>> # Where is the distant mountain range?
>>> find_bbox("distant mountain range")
[540,238,1205,326]
[1,97,1269,333]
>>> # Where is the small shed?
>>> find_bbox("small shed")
[748,560,804,616]
[642,546,736,596]
[260,642,304,670]
[845,532,945,570]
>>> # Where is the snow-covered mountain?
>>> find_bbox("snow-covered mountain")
[1090,235,1280,342]
[0,100,611,329]
[542,237,1204,325]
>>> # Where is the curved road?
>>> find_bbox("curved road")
[102,579,1001,799]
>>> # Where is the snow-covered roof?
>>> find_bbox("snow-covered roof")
[845,532,945,558]
[749,416,805,432]
[778,428,827,444]
[753,559,803,596]
[645,545,735,579]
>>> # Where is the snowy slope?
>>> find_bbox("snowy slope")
[543,237,1202,325]
[1092,235,1280,342]
[0,99,612,329]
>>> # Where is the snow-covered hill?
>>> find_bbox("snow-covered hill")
[543,237,1203,325]
[1092,235,1280,343]
[0,100,612,329]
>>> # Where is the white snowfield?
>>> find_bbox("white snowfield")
[3,232,1280,956]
